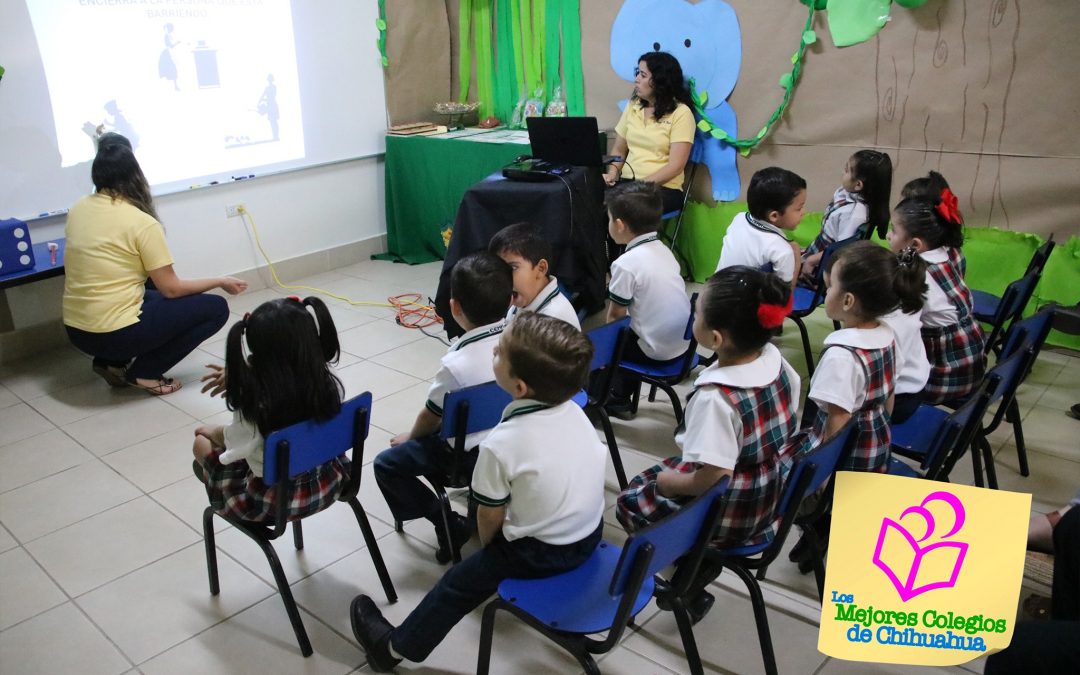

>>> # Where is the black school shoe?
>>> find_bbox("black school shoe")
[655,589,716,625]
[350,595,402,672]
[434,512,471,564]
[604,396,636,421]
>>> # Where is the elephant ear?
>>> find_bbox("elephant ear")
[826,0,891,48]
[609,0,655,81]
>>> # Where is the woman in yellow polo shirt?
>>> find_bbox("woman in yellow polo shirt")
[604,51,696,214]
[63,135,247,395]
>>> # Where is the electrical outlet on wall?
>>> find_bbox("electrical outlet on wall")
[225,204,244,218]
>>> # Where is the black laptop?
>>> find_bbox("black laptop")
[525,116,603,167]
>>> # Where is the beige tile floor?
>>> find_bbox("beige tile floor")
[1,259,1077,674]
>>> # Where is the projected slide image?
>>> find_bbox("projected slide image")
[26,0,304,186]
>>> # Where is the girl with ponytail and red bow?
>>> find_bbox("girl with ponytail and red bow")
[889,172,986,403]
[617,267,801,557]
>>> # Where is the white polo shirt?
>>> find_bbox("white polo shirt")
[506,276,581,329]
[471,398,606,545]
[820,187,868,243]
[608,233,691,360]
[426,320,504,449]
[676,343,801,469]
[716,213,796,282]
[808,324,895,413]
[919,247,959,327]
[880,308,931,395]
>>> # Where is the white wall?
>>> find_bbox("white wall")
[6,156,386,330]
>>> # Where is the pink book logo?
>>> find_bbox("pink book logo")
[872,491,969,602]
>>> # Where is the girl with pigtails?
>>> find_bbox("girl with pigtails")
[890,174,985,403]
[192,296,351,522]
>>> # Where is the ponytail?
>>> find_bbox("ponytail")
[223,317,256,420]
[850,150,893,238]
[302,296,340,364]
[829,242,926,320]
[702,266,791,354]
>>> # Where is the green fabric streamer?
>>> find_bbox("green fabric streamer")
[561,0,585,116]
[519,0,535,93]
[532,0,545,92]
[691,2,816,154]
[376,0,388,67]
[458,0,472,102]
[475,1,495,118]
[494,0,518,121]
[509,0,525,96]
[544,0,562,102]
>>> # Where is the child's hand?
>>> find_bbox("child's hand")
[200,364,227,397]
[390,431,410,447]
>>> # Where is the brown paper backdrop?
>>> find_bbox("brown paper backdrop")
[385,0,1080,239]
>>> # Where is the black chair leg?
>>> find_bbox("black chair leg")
[792,318,815,376]
[672,602,705,675]
[802,526,826,602]
[648,384,658,403]
[598,409,628,489]
[436,489,462,564]
[730,565,778,675]
[292,520,304,550]
[202,507,220,595]
[1007,399,1030,477]
[629,379,642,416]
[969,439,985,488]
[756,565,769,582]
[661,383,685,425]
[254,531,313,657]
[980,436,998,490]
[394,519,404,533]
[477,601,500,675]
[348,499,398,603]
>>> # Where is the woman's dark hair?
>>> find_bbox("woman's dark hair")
[450,252,513,326]
[825,241,927,318]
[224,297,344,437]
[892,197,964,249]
[849,150,892,238]
[635,51,695,121]
[901,170,951,201]
[502,312,594,405]
[96,132,132,153]
[701,266,791,355]
[91,141,158,221]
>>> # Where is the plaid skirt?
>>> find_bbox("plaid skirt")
[200,450,351,523]
[616,457,701,532]
[921,317,986,404]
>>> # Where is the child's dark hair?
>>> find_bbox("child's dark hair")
[893,197,964,249]
[501,312,594,405]
[606,180,662,235]
[450,252,513,326]
[488,222,553,269]
[224,297,344,437]
[747,167,806,220]
[901,170,952,202]
[701,267,791,354]
[849,150,893,238]
[825,241,927,318]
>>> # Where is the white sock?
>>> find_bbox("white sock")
[387,636,404,661]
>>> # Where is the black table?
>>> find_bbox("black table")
[434,167,608,338]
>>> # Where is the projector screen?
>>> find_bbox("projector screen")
[0,0,388,222]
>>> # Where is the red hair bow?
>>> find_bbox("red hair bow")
[757,294,793,329]
[935,188,963,225]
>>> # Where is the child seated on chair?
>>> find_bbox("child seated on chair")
[715,166,806,294]
[373,252,512,564]
[351,312,606,672]
[604,180,692,419]
[191,297,351,522]
[488,221,581,329]
[615,268,801,620]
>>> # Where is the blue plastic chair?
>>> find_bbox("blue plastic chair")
[972,235,1054,324]
[979,272,1039,356]
[618,293,700,425]
[475,476,730,675]
[705,426,850,675]
[584,317,633,489]
[790,236,858,375]
[202,392,397,657]
[393,381,513,564]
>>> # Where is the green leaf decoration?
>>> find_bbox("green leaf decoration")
[826,0,891,48]
[779,72,793,89]
[803,29,817,45]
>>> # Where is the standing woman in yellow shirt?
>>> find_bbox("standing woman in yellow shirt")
[63,134,247,395]
[604,51,696,214]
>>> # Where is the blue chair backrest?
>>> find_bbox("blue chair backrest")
[1000,308,1054,361]
[1025,235,1055,277]
[994,273,1038,324]
[984,344,1035,406]
[926,379,996,478]
[587,317,631,372]
[682,292,699,341]
[809,237,859,299]
[439,380,511,443]
[263,392,372,486]
[798,423,855,500]
[609,476,730,597]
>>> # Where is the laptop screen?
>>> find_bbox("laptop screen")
[525,117,603,167]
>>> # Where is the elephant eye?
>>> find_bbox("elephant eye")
[652,42,660,51]
[684,38,691,48]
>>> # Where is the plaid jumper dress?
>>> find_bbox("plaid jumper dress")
[616,367,798,549]
[921,247,986,403]
[803,190,866,258]
[789,343,896,473]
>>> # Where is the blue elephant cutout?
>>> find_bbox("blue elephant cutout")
[610,0,742,202]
